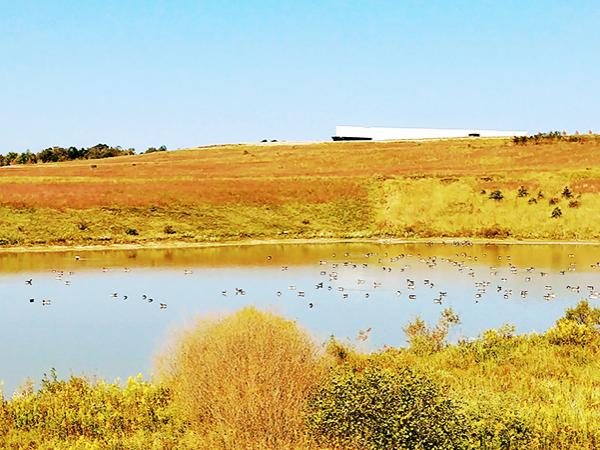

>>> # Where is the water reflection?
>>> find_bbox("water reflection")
[1,242,599,395]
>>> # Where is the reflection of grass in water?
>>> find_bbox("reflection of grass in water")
[1,303,598,449]
[0,137,600,246]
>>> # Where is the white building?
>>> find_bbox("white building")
[333,126,528,141]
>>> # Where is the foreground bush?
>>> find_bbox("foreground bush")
[0,372,192,449]
[158,307,326,449]
[306,365,470,449]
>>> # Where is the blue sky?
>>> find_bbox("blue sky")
[1,1,598,152]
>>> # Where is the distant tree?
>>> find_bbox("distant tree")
[16,150,37,164]
[145,145,167,154]
[4,152,19,165]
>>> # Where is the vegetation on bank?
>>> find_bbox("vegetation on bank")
[1,135,600,247]
[0,144,136,166]
[0,144,168,167]
[1,302,598,449]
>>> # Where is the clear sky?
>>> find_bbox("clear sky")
[1,1,599,152]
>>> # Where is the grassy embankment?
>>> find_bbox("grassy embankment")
[1,135,600,247]
[0,303,598,449]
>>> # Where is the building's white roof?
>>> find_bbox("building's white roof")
[335,126,527,140]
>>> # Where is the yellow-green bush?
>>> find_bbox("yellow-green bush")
[158,307,327,449]
[546,300,600,346]
[306,365,470,449]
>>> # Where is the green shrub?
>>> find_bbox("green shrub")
[306,365,470,449]
[0,370,177,445]
[126,228,139,236]
[463,324,518,362]
[488,190,504,201]
[546,300,599,346]
[551,207,562,218]
[464,402,535,449]
[163,225,176,234]
[562,186,573,199]
[404,308,460,355]
[517,186,528,197]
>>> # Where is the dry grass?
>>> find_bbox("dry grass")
[157,307,328,450]
[1,136,600,246]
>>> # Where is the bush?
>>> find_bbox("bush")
[465,402,535,449]
[306,366,469,449]
[163,225,176,234]
[158,307,325,448]
[551,207,562,218]
[488,190,504,201]
[562,186,573,198]
[546,300,600,346]
[517,186,528,197]
[0,370,174,444]
[480,225,510,239]
[126,228,139,236]
[461,324,518,362]
[404,309,460,355]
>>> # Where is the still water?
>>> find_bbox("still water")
[1,242,599,395]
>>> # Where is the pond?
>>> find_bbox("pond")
[1,242,599,395]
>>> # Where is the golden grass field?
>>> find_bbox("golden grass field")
[1,136,600,246]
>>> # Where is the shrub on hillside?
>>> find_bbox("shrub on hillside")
[306,365,470,450]
[488,190,504,201]
[551,207,562,218]
[158,307,325,448]
[517,186,528,197]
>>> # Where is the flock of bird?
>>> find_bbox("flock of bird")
[24,259,168,310]
[20,243,600,342]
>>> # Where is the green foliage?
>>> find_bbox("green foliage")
[145,145,168,154]
[404,308,460,355]
[517,185,528,197]
[551,206,562,218]
[562,186,574,199]
[488,190,504,201]
[461,324,519,362]
[163,225,176,234]
[306,365,470,450]
[513,131,589,145]
[0,144,135,167]
[546,300,600,346]
[0,370,189,448]
[464,402,535,449]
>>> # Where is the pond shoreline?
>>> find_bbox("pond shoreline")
[1,236,599,254]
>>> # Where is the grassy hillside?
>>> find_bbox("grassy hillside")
[1,136,600,247]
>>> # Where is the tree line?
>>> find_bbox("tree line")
[0,144,167,166]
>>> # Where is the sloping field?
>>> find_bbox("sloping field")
[0,137,599,246]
